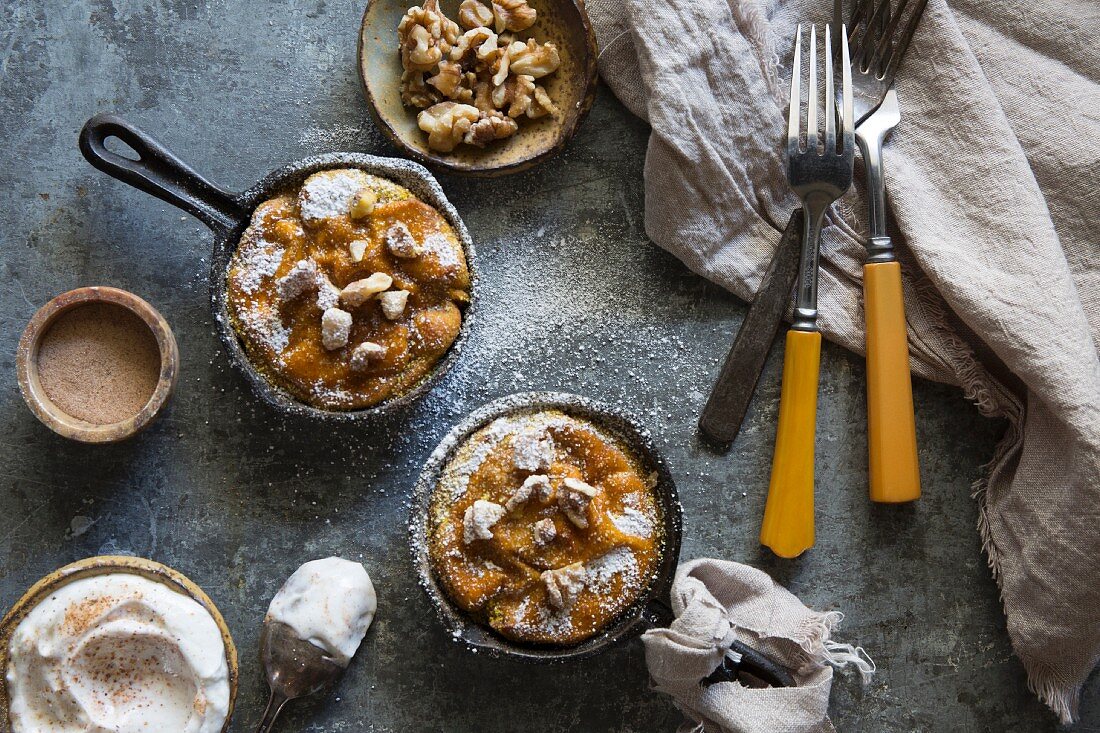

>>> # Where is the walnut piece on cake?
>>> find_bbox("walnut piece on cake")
[348,239,368,262]
[379,290,410,320]
[463,500,505,543]
[276,259,321,302]
[532,517,557,546]
[350,341,387,371]
[341,273,393,307]
[385,222,424,259]
[349,189,377,220]
[504,474,552,512]
[558,477,599,529]
[541,562,586,611]
[321,308,353,351]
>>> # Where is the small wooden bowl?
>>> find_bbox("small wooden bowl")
[16,286,179,443]
[0,555,239,732]
[359,0,599,177]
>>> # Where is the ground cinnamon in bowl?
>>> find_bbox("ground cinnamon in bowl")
[35,303,161,425]
[17,287,179,443]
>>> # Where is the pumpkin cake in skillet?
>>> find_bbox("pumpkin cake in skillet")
[226,168,471,410]
[427,408,664,645]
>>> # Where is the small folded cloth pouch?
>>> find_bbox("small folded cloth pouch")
[642,560,873,733]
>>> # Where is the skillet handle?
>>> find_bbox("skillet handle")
[641,599,794,688]
[79,113,245,233]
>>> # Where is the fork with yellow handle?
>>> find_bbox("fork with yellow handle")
[838,1,927,503]
[759,24,854,559]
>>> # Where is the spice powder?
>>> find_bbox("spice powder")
[35,303,161,425]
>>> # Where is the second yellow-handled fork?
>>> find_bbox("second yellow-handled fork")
[760,24,854,559]
[838,0,929,503]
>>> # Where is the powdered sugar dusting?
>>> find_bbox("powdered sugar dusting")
[236,304,289,355]
[611,508,653,538]
[232,237,284,295]
[436,411,576,502]
[422,232,462,270]
[298,169,370,223]
[585,547,639,593]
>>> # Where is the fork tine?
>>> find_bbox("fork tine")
[849,0,875,69]
[849,0,872,27]
[841,24,854,151]
[824,25,836,153]
[807,25,818,151]
[882,0,928,84]
[788,25,802,157]
[860,0,891,72]
[870,0,908,76]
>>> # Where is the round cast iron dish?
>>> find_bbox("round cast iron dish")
[78,113,479,421]
[359,0,599,177]
[0,555,240,732]
[409,392,794,686]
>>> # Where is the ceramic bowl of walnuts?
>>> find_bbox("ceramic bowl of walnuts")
[359,0,598,176]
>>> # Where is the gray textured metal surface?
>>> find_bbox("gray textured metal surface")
[0,2,1095,731]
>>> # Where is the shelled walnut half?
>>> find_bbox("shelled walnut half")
[398,0,560,153]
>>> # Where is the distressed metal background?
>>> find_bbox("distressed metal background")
[1,2,1095,730]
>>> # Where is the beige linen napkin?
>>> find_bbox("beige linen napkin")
[643,559,873,733]
[586,0,1100,723]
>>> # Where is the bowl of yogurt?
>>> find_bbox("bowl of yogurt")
[0,556,238,733]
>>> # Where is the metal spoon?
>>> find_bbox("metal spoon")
[255,619,346,732]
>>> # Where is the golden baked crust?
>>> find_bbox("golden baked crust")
[427,410,663,645]
[226,169,470,410]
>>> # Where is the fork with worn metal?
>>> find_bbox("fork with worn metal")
[837,0,928,504]
[759,24,854,559]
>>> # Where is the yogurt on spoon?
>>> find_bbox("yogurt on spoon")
[266,557,377,666]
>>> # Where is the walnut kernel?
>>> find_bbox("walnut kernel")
[417,101,481,153]
[457,0,494,30]
[321,307,353,351]
[341,273,394,307]
[350,341,387,370]
[379,289,410,320]
[492,0,536,33]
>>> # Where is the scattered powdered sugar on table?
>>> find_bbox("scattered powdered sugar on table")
[296,122,384,151]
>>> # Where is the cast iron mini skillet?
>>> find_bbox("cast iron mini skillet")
[411,392,794,687]
[78,113,478,421]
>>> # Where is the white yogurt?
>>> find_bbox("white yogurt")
[266,557,377,666]
[6,573,231,733]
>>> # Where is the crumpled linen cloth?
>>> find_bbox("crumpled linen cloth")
[642,559,873,733]
[587,0,1100,723]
